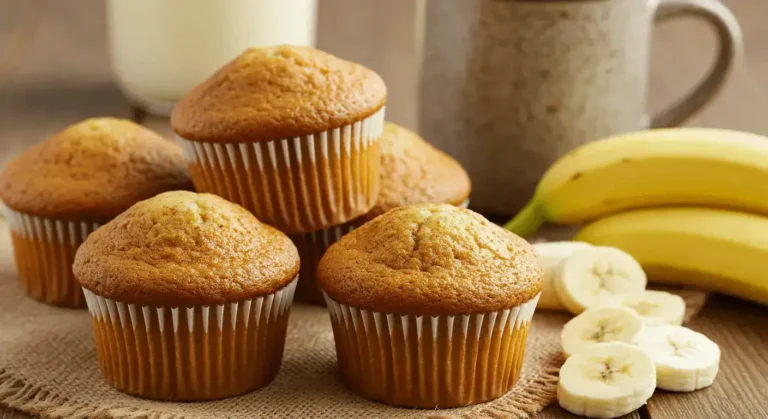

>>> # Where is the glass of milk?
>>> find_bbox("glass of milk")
[106,0,317,116]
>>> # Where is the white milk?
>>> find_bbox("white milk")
[106,0,317,115]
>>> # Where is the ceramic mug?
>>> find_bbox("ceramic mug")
[419,0,742,215]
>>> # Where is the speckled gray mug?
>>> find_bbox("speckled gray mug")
[419,0,742,215]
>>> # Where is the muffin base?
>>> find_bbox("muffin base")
[82,278,298,401]
[323,293,540,408]
[178,108,385,234]
[5,208,99,308]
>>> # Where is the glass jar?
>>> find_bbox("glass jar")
[106,0,317,116]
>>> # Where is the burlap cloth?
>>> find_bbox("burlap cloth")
[0,221,709,419]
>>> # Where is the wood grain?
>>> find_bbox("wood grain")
[537,406,645,419]
[2,0,768,418]
[648,295,768,419]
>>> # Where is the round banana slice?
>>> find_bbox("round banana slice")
[555,246,647,314]
[558,342,656,419]
[635,325,720,392]
[612,290,686,326]
[533,241,592,310]
[561,306,644,359]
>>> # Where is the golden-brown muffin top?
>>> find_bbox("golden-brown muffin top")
[0,118,192,221]
[363,122,471,220]
[318,204,541,315]
[171,45,387,143]
[74,191,300,306]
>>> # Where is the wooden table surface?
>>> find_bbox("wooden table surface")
[1,1,768,418]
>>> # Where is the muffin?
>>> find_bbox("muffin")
[363,122,471,220]
[0,118,191,307]
[73,191,300,401]
[293,122,471,304]
[172,45,387,234]
[317,204,541,408]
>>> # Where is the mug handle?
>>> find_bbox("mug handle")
[650,0,743,128]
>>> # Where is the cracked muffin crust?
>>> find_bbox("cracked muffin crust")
[317,203,542,315]
[73,191,300,306]
[171,45,387,143]
[0,117,192,221]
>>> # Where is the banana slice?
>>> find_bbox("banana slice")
[635,325,720,392]
[610,290,686,326]
[561,306,644,359]
[558,342,656,419]
[533,241,592,310]
[555,246,647,314]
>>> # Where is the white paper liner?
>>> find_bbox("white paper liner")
[5,207,99,307]
[458,199,470,209]
[323,292,541,408]
[82,277,298,401]
[292,224,357,305]
[177,108,386,234]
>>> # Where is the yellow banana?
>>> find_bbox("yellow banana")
[574,207,768,305]
[504,128,768,236]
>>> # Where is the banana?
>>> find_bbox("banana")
[605,290,686,326]
[533,241,592,310]
[561,306,644,359]
[634,325,720,392]
[558,342,656,419]
[574,207,768,305]
[555,246,647,314]
[504,128,768,237]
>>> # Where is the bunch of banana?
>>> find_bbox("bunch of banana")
[506,127,768,305]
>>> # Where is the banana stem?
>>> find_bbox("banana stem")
[503,201,546,237]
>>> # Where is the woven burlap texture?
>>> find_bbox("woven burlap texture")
[0,223,708,419]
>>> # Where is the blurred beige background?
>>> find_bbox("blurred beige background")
[1,0,767,166]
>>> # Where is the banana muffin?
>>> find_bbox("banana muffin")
[317,204,541,408]
[74,191,300,401]
[172,45,387,234]
[365,121,471,220]
[292,122,471,304]
[0,118,191,307]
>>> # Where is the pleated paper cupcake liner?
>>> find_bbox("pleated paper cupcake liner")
[323,292,541,408]
[5,207,99,308]
[178,108,386,234]
[291,223,359,305]
[82,277,298,401]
